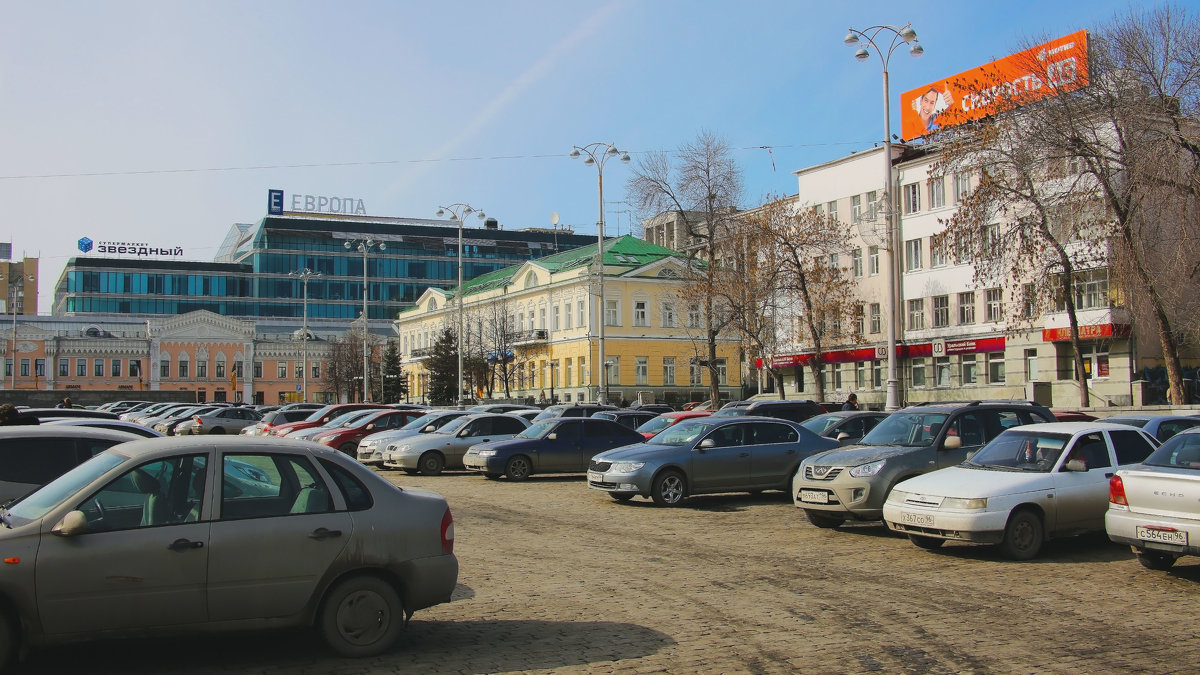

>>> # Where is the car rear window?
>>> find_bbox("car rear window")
[320,459,374,511]
[0,437,81,485]
[1110,429,1156,465]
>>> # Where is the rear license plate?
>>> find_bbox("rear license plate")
[799,489,829,504]
[587,471,604,483]
[1136,526,1187,546]
[901,512,936,527]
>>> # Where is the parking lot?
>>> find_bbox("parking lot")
[15,469,1200,674]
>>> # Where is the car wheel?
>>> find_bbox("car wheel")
[339,443,357,457]
[318,575,404,658]
[484,473,502,480]
[651,470,686,507]
[999,509,1044,560]
[209,427,226,435]
[504,455,533,481]
[909,534,945,550]
[0,607,16,669]
[418,452,445,476]
[1137,550,1179,571]
[610,493,634,502]
[804,510,845,529]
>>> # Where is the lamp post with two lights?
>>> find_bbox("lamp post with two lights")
[345,239,386,402]
[436,203,487,408]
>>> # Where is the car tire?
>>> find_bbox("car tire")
[908,534,946,550]
[999,509,1044,560]
[318,575,405,658]
[484,473,502,480]
[418,452,445,476]
[339,443,357,457]
[504,455,533,481]
[0,607,15,670]
[1137,550,1178,571]
[804,510,845,529]
[610,493,634,502]
[651,470,686,507]
[209,427,226,435]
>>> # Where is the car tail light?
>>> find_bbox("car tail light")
[193,416,203,426]
[1109,475,1127,505]
[440,508,455,555]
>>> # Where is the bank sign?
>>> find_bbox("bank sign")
[268,189,366,216]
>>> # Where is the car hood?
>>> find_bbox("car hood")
[894,465,1054,498]
[593,443,678,462]
[470,437,537,452]
[804,444,920,466]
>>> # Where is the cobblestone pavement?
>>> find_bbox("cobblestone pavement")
[14,470,1200,674]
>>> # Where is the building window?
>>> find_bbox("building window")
[905,238,923,272]
[911,358,927,387]
[179,360,189,378]
[4,360,10,378]
[962,355,978,384]
[930,237,948,267]
[1022,283,1037,319]
[688,304,702,329]
[94,359,104,377]
[663,357,675,385]
[856,362,866,389]
[852,194,863,223]
[76,358,86,377]
[604,299,620,326]
[662,302,677,328]
[539,307,546,330]
[636,357,648,385]
[933,295,950,328]
[606,357,619,385]
[872,360,883,388]
[854,305,865,337]
[160,359,170,378]
[868,246,880,276]
[552,305,560,331]
[985,288,1004,322]
[277,363,287,379]
[577,300,585,328]
[907,298,925,330]
[215,359,225,379]
[827,200,838,220]
[20,359,29,377]
[58,359,69,378]
[130,360,141,379]
[294,364,302,379]
[690,359,702,386]
[253,361,262,378]
[928,177,945,209]
[870,303,881,334]
[903,182,921,213]
[935,356,952,386]
[958,292,976,325]
[197,360,207,378]
[954,173,971,202]
[633,300,648,327]
[716,358,728,385]
[988,352,1006,384]
[564,303,572,330]
[111,359,122,377]
[1057,269,1110,311]
[312,363,320,379]
[1025,348,1038,382]
[852,248,863,277]
[564,359,573,387]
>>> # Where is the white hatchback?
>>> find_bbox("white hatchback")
[883,422,1158,560]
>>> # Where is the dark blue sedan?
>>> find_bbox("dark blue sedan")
[463,417,645,480]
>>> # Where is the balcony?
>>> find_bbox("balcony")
[511,329,549,345]
[409,347,436,361]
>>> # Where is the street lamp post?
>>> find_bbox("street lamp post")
[289,268,321,402]
[345,239,386,402]
[843,23,923,412]
[436,203,487,409]
[570,142,630,405]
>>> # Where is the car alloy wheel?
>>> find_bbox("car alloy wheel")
[651,470,686,507]
[505,455,532,481]
[419,452,445,476]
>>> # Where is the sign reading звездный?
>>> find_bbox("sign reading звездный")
[268,189,366,216]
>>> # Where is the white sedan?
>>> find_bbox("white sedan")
[1107,426,1200,571]
[883,422,1158,560]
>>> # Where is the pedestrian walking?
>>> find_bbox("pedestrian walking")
[841,393,860,411]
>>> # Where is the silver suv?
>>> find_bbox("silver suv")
[792,401,1054,528]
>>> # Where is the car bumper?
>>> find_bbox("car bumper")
[882,503,1008,544]
[792,474,886,520]
[383,454,421,470]
[1106,507,1200,556]
[357,448,385,465]
[397,553,459,613]
[586,469,652,496]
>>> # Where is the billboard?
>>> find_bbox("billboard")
[900,30,1089,140]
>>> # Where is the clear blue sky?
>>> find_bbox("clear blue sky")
[0,0,1171,312]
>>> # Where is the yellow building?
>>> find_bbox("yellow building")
[394,235,741,407]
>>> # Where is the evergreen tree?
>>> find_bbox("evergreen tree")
[426,326,459,405]
[381,341,406,403]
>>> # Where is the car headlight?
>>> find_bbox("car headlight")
[942,497,988,510]
[849,459,885,477]
[887,489,911,504]
[319,437,335,445]
[476,449,497,458]
[610,461,646,473]
[394,444,412,454]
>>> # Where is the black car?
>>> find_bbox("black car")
[463,417,645,480]
[711,400,825,423]
[799,411,891,445]
[0,426,144,504]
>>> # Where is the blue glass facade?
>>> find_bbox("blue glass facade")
[54,214,595,320]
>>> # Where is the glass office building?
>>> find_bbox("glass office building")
[54,213,595,321]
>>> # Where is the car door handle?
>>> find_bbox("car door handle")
[739,452,750,458]
[308,527,342,540]
[168,538,204,552]
[1105,472,1114,478]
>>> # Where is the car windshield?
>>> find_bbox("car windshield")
[532,407,566,422]
[1144,431,1200,469]
[438,416,472,435]
[967,430,1071,472]
[652,420,717,446]
[326,411,371,427]
[1103,418,1148,428]
[859,412,949,447]
[636,416,673,435]
[800,415,841,434]
[6,452,127,523]
[304,406,336,422]
[709,407,746,417]
[516,420,557,439]
[402,412,452,431]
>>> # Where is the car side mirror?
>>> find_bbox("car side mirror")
[1065,459,1088,472]
[943,436,963,450]
[836,432,850,441]
[365,424,375,430]
[698,438,716,449]
[459,429,471,437]
[423,425,436,432]
[548,433,557,441]
[52,510,89,537]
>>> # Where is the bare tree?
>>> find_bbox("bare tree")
[628,130,744,406]
[323,336,362,403]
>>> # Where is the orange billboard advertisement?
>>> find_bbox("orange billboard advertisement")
[900,30,1089,140]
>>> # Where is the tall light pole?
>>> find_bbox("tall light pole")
[289,268,321,402]
[570,142,630,405]
[436,203,487,408]
[345,239,386,402]
[843,23,923,411]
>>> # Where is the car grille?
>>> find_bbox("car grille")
[804,466,843,481]
[590,460,612,472]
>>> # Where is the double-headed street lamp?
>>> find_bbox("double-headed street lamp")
[345,238,386,402]
[436,203,487,408]
[570,142,630,405]
[843,23,922,412]
[289,268,321,402]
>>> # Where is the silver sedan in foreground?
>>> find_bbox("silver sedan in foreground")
[0,436,458,667]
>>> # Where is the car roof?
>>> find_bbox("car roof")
[0,425,145,441]
[1104,414,1196,421]
[1004,421,1148,434]
[104,435,345,461]
[902,400,1050,412]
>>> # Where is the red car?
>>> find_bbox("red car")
[311,409,426,455]
[270,403,388,437]
[634,410,713,440]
